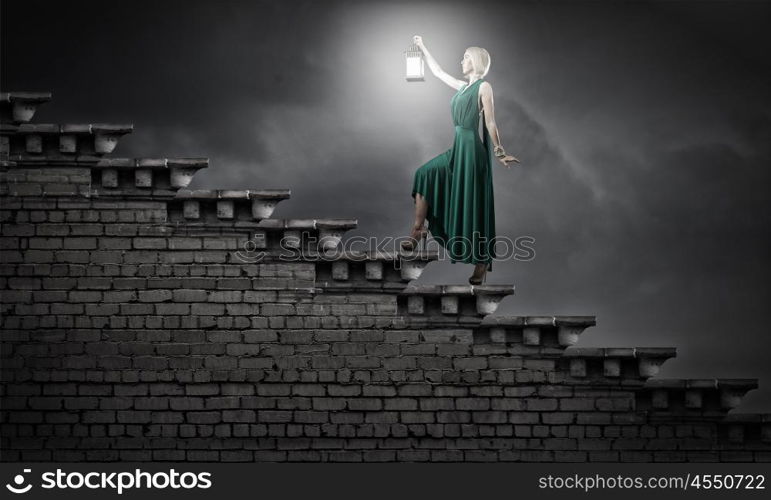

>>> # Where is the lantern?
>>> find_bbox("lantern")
[404,43,424,82]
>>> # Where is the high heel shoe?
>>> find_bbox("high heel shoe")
[468,265,488,285]
[400,223,427,251]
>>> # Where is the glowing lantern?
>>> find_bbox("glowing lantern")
[405,43,424,82]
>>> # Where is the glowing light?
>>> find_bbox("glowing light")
[405,43,424,82]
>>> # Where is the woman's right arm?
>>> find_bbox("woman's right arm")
[414,36,465,91]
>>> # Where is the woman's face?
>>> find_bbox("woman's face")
[461,51,473,75]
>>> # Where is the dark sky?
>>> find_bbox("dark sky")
[2,0,770,411]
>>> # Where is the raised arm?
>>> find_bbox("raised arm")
[479,81,520,167]
[413,35,465,91]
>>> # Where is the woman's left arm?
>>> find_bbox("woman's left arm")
[480,82,520,167]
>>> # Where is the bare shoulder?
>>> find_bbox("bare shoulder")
[479,81,493,95]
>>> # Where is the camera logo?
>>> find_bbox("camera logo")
[5,469,32,494]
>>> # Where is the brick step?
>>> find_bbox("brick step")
[168,225,437,289]
[0,240,436,293]
[560,347,676,381]
[0,158,207,198]
[2,123,133,162]
[468,344,675,388]
[467,348,676,389]
[91,158,208,195]
[637,378,759,420]
[161,218,360,255]
[397,285,515,327]
[0,92,52,127]
[169,189,291,222]
[473,316,596,354]
[247,218,359,253]
[0,230,434,294]
[0,326,677,393]
[314,249,438,291]
[4,89,771,463]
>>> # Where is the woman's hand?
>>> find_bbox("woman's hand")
[413,35,425,50]
[497,154,520,169]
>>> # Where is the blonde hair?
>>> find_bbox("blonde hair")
[466,46,491,78]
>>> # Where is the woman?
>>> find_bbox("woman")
[402,35,519,285]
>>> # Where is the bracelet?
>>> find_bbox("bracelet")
[494,146,506,158]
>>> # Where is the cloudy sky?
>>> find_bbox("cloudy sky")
[3,0,770,410]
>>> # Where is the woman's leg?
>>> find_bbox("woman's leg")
[413,193,428,229]
[411,148,450,231]
[469,262,489,283]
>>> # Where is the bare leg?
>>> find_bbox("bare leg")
[402,194,429,251]
[470,262,489,283]
[413,193,428,229]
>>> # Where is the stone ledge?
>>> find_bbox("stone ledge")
[250,218,359,253]
[402,284,514,295]
[0,91,53,103]
[396,284,515,325]
[3,123,133,157]
[95,158,208,168]
[304,248,439,262]
[474,315,596,348]
[169,188,291,222]
[175,188,291,199]
[480,315,596,328]
[563,346,676,359]
[166,217,360,258]
[5,154,104,166]
[87,158,208,195]
[482,316,597,327]
[638,378,759,416]
[314,249,439,291]
[16,123,133,134]
[644,378,759,391]
[561,347,677,380]
[257,218,359,230]
[0,91,52,124]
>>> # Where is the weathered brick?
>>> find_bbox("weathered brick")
[1,162,761,465]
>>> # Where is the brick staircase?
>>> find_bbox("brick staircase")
[0,91,769,462]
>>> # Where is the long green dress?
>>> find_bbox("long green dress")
[411,77,496,271]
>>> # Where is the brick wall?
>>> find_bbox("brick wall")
[1,92,769,462]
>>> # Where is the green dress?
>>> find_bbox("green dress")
[411,77,496,271]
